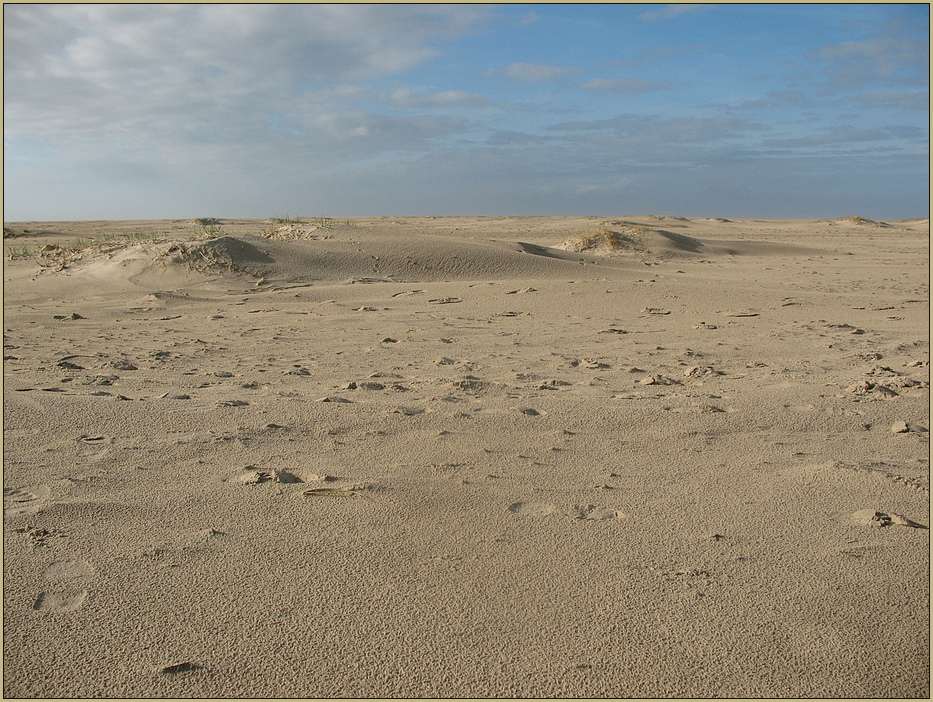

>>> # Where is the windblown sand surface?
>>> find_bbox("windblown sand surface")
[3,215,929,698]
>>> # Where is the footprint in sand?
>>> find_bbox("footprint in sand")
[33,591,88,612]
[851,509,927,529]
[229,468,304,485]
[43,559,95,580]
[508,501,560,516]
[568,505,625,521]
[34,559,96,613]
[508,502,624,521]
[77,434,114,461]
[4,485,51,517]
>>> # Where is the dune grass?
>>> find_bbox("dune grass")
[195,223,222,237]
[271,215,303,225]
[5,243,33,260]
[269,215,355,229]
[555,227,646,253]
[26,227,211,270]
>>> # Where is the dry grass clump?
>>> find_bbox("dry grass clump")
[163,236,273,279]
[257,215,349,239]
[33,234,163,271]
[257,222,329,241]
[34,242,110,270]
[5,243,33,260]
[828,216,892,227]
[28,227,217,271]
[164,239,239,274]
[553,227,646,254]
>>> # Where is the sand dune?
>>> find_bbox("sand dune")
[3,216,929,698]
[829,215,894,228]
[169,230,629,283]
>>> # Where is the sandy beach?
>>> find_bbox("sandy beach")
[3,215,929,698]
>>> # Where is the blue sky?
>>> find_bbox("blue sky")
[3,3,929,221]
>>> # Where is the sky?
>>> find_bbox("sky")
[3,3,929,221]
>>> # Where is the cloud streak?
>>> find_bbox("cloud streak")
[813,26,929,89]
[386,89,491,109]
[577,78,668,93]
[496,62,580,82]
[638,4,715,22]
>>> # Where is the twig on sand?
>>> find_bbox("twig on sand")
[302,486,373,501]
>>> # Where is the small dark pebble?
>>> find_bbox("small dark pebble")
[160,662,202,675]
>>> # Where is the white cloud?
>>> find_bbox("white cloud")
[498,62,579,82]
[519,11,540,26]
[548,114,769,144]
[3,4,488,143]
[578,78,667,93]
[762,124,925,150]
[638,4,715,22]
[645,43,716,57]
[763,126,884,147]
[387,89,490,109]
[485,130,559,146]
[848,91,929,111]
[730,91,815,110]
[814,30,929,88]
[2,3,493,191]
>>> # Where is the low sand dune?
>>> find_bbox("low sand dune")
[168,230,633,283]
[3,216,929,698]
[829,215,894,227]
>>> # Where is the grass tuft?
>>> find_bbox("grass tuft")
[5,244,32,260]
[29,229,196,271]
[272,214,302,224]
[555,227,644,253]
[195,224,222,237]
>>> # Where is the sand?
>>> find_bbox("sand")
[2,215,929,698]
